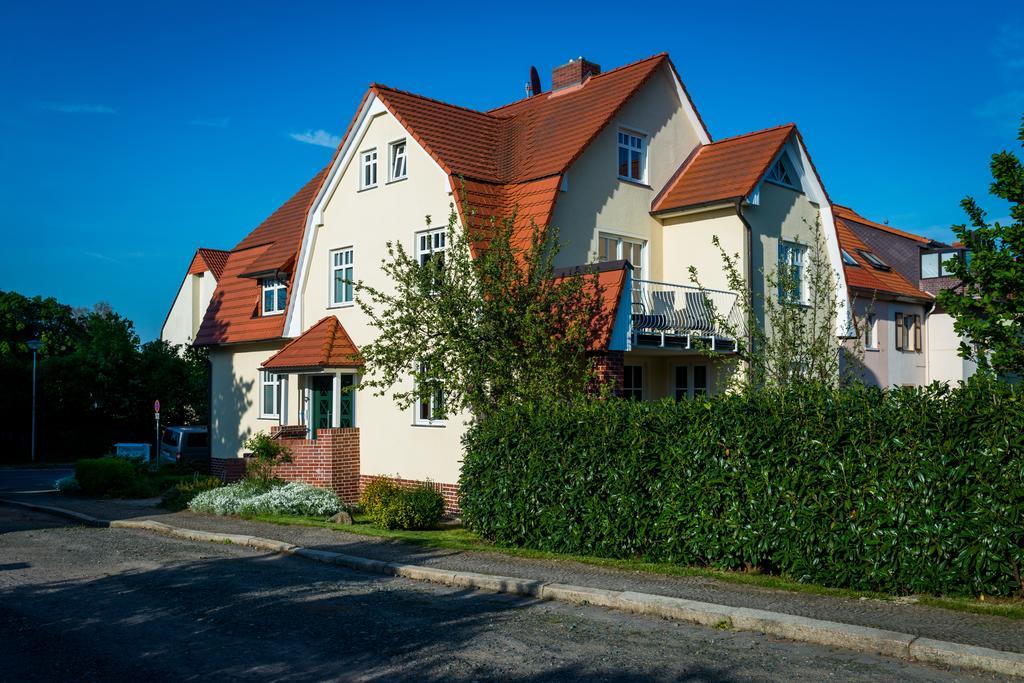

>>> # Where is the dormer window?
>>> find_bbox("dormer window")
[766,154,800,190]
[841,249,859,267]
[858,249,891,271]
[617,129,646,183]
[262,278,287,315]
[360,148,377,190]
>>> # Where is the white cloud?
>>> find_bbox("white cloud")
[189,117,229,128]
[289,129,341,148]
[40,103,116,114]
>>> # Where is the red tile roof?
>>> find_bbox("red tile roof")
[262,316,361,370]
[191,248,230,279]
[194,168,329,346]
[835,217,931,301]
[553,260,630,351]
[652,124,795,213]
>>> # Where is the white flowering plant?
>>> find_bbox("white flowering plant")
[188,480,342,518]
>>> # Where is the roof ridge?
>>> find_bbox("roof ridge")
[371,83,502,119]
[834,206,931,243]
[487,53,668,115]
[708,123,795,146]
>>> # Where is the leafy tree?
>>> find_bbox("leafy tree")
[355,200,610,420]
[689,221,859,389]
[243,431,292,486]
[937,116,1024,378]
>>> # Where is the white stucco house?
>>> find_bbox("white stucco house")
[168,52,966,510]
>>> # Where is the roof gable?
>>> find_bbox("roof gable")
[652,124,795,213]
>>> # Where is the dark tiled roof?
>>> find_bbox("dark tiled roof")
[836,218,931,301]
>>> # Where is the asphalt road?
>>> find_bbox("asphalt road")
[0,507,993,682]
[0,467,73,492]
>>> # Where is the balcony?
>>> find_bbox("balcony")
[630,279,740,351]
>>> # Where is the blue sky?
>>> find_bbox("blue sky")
[1,1,1021,341]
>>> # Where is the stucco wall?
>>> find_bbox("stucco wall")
[209,341,283,460]
[550,64,702,278]
[927,310,977,384]
[162,271,217,346]
[660,208,746,293]
[295,108,467,484]
[622,352,729,400]
[845,297,928,387]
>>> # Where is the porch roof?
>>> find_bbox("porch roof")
[262,316,361,371]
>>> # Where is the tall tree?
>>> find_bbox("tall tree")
[355,199,609,420]
[938,116,1024,378]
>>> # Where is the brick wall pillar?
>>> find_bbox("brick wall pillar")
[592,350,624,396]
[211,457,246,483]
[268,427,361,504]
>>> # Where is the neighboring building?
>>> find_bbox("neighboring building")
[161,247,230,346]
[834,205,976,386]
[180,53,865,508]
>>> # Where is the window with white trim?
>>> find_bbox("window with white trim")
[623,365,643,401]
[262,278,287,316]
[360,148,377,189]
[617,129,646,182]
[674,365,709,401]
[777,242,807,304]
[414,365,445,426]
[863,312,877,349]
[260,371,282,419]
[330,248,354,306]
[766,154,799,189]
[598,233,645,286]
[417,227,447,267]
[389,140,407,181]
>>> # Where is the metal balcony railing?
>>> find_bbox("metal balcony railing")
[630,279,740,349]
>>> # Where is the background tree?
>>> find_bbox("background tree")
[937,116,1024,378]
[689,221,859,389]
[355,199,609,421]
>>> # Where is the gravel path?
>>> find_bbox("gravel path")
[10,491,1021,656]
[0,506,995,681]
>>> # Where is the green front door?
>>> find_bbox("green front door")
[311,376,333,436]
[310,375,355,437]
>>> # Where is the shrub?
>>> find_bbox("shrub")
[188,480,341,517]
[54,476,80,494]
[161,475,222,511]
[244,432,291,486]
[75,458,136,496]
[361,478,444,530]
[460,377,1024,597]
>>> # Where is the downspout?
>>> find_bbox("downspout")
[924,298,936,383]
[735,201,755,381]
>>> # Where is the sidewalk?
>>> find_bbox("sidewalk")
[6,490,1023,657]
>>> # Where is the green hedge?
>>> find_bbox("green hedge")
[360,478,445,530]
[460,378,1024,597]
[76,457,136,496]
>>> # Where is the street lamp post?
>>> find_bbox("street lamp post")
[26,339,41,463]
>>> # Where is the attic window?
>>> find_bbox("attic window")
[857,249,891,271]
[841,249,859,267]
[262,278,287,315]
[617,129,646,183]
[766,155,799,190]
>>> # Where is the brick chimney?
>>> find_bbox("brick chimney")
[551,57,601,91]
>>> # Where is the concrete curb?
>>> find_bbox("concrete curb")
[3,497,1022,678]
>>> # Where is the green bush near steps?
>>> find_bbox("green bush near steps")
[460,377,1024,597]
[360,478,445,530]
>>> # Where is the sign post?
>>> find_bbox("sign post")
[153,400,161,468]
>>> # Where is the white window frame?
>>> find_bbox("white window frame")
[262,278,287,316]
[765,153,800,190]
[388,139,407,182]
[617,128,647,183]
[413,366,445,427]
[360,148,378,190]
[597,232,646,284]
[260,370,282,419]
[778,242,808,305]
[864,312,878,350]
[674,365,709,401]
[329,247,355,307]
[416,227,447,266]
